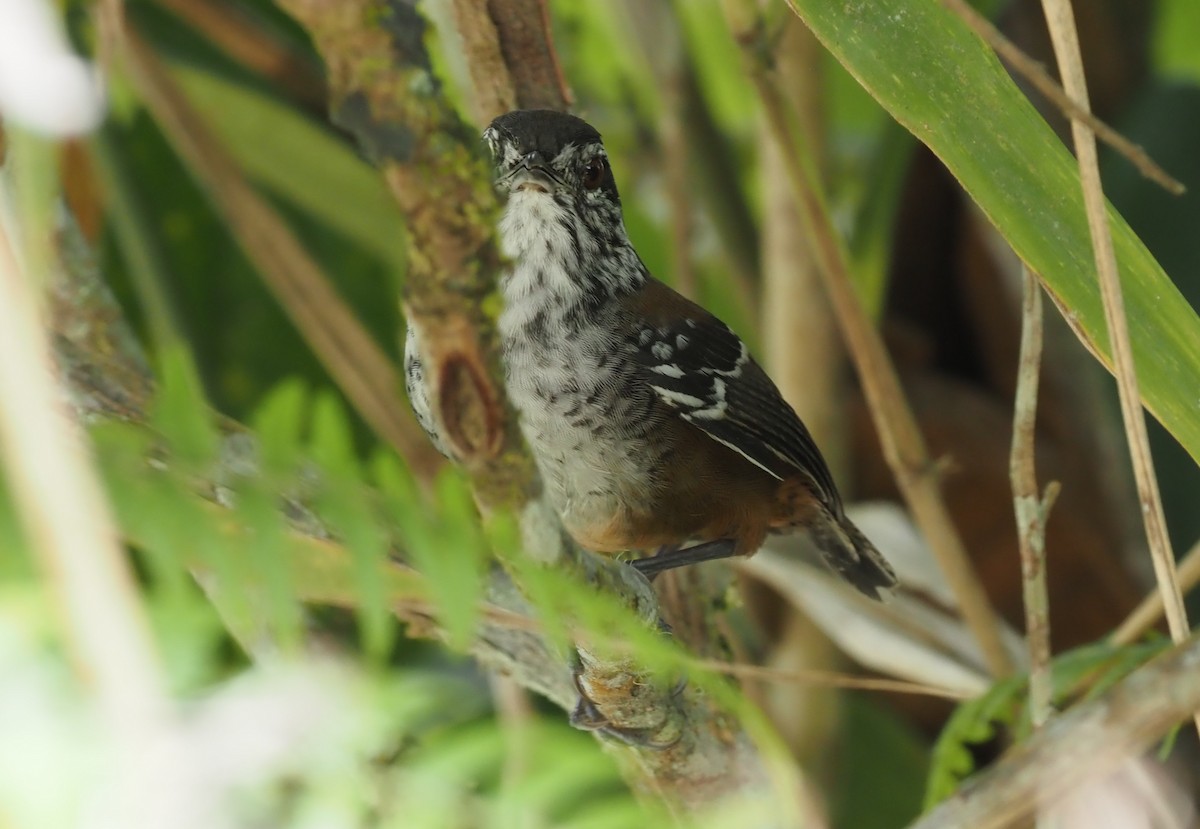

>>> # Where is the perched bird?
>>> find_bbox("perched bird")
[405,109,896,599]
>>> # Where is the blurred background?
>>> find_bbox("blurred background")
[1,0,1198,827]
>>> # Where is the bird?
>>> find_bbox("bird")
[405,109,897,600]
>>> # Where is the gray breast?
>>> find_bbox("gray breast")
[498,292,664,528]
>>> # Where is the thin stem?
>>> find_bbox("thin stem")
[0,145,168,732]
[1036,0,1196,737]
[1112,537,1200,646]
[151,0,326,110]
[940,0,1183,195]
[693,659,972,700]
[738,0,1015,678]
[1009,266,1057,730]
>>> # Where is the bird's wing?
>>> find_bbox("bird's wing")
[628,282,842,513]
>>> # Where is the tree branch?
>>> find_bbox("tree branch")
[1008,266,1058,728]
[907,631,1200,829]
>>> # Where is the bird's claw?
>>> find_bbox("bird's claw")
[569,667,682,749]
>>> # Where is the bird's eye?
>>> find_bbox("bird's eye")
[582,157,606,191]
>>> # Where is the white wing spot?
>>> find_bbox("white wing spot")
[689,378,727,420]
[651,342,673,361]
[651,385,705,408]
[651,363,685,378]
[675,334,689,349]
[706,340,749,378]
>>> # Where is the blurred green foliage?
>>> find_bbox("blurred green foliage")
[1,0,1198,827]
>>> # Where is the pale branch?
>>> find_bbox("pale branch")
[1113,537,1200,646]
[906,631,1200,829]
[1008,266,1056,729]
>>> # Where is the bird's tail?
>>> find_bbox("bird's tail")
[808,511,898,600]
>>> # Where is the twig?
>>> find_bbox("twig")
[1112,537,1200,646]
[905,631,1200,829]
[737,0,1015,678]
[0,150,169,733]
[693,660,971,700]
[1008,265,1058,729]
[940,0,1183,196]
[96,7,443,480]
[1036,0,1196,737]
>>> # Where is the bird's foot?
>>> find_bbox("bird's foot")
[569,667,683,749]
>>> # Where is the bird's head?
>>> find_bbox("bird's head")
[484,109,620,204]
[484,110,643,301]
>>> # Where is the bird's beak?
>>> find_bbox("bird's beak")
[500,152,560,194]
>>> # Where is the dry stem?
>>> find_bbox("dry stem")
[1112,537,1200,646]
[739,0,1015,678]
[1036,0,1195,737]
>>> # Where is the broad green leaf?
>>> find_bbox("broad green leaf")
[169,64,405,268]
[789,0,1200,466]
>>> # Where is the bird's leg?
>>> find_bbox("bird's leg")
[631,538,738,578]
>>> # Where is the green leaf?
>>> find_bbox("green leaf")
[925,674,1024,809]
[233,478,305,651]
[789,0,1200,466]
[309,391,359,479]
[1081,638,1170,701]
[315,477,396,664]
[833,696,929,829]
[151,344,218,466]
[371,457,487,652]
[169,63,406,268]
[252,379,309,476]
